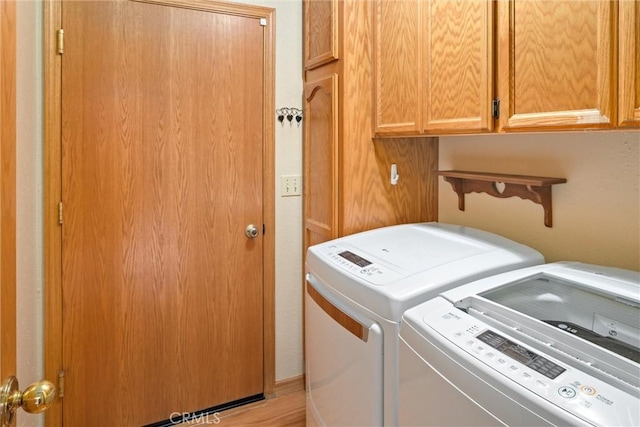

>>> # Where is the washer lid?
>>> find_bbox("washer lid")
[305,222,544,321]
[443,262,640,393]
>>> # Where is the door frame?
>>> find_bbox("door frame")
[0,0,17,386]
[43,1,275,425]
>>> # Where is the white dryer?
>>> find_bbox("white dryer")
[305,223,544,426]
[399,262,640,426]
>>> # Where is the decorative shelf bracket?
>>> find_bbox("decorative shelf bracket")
[438,170,567,227]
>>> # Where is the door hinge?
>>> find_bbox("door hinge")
[58,370,65,398]
[58,202,63,225]
[492,98,500,119]
[259,18,267,26]
[56,29,64,55]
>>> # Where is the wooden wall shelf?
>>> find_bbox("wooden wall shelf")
[438,170,567,227]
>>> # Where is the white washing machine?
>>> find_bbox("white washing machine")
[305,222,544,426]
[399,262,640,426]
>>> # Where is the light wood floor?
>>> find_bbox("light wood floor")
[176,390,305,427]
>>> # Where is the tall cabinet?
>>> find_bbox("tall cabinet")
[303,0,439,254]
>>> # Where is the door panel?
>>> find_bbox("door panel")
[305,280,383,427]
[304,0,339,70]
[373,0,422,135]
[61,1,264,425]
[303,75,338,253]
[423,0,493,133]
[497,0,615,130]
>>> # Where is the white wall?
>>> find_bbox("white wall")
[439,132,640,271]
[16,1,44,426]
[16,8,304,426]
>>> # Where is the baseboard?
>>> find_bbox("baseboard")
[275,374,305,397]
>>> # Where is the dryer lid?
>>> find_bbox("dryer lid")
[306,223,544,321]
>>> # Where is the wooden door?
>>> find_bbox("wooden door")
[497,0,615,131]
[0,0,16,393]
[619,0,640,127]
[60,1,267,425]
[423,0,494,133]
[303,74,339,253]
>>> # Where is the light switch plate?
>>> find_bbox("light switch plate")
[281,175,302,197]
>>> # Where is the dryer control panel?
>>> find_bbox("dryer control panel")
[416,298,640,427]
[314,243,402,285]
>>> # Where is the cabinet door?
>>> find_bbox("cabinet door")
[423,0,494,133]
[373,0,422,135]
[304,0,339,70]
[497,0,615,131]
[619,0,640,127]
[304,75,339,251]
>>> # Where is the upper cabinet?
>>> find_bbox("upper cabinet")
[618,0,640,127]
[304,0,339,70]
[497,0,615,131]
[373,0,494,136]
[374,0,638,136]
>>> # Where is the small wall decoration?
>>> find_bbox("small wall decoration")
[277,108,303,127]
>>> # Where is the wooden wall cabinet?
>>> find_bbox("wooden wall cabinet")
[374,0,639,136]
[497,0,616,131]
[618,0,640,127]
[373,0,494,136]
[303,0,439,254]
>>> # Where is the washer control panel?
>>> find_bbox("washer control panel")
[420,300,639,427]
[475,330,566,380]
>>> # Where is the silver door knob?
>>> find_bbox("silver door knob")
[245,224,259,239]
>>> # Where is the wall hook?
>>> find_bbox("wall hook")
[276,107,302,127]
[390,164,399,185]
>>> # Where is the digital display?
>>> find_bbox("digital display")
[477,330,566,379]
[338,251,372,267]
[496,341,538,364]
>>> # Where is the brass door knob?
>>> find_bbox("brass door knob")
[0,376,56,427]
